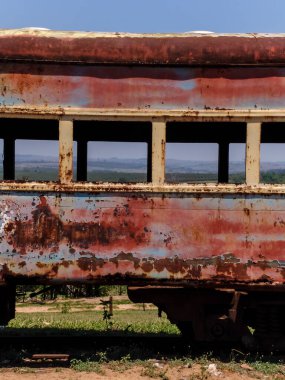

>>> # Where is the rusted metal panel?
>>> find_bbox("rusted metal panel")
[0,193,285,287]
[1,63,285,111]
[1,30,285,66]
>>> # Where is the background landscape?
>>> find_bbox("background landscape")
[10,155,285,184]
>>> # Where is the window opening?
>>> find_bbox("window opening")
[229,144,246,183]
[166,122,246,184]
[15,140,59,181]
[0,119,59,181]
[87,141,147,182]
[166,142,218,183]
[260,123,285,184]
[74,121,151,183]
[0,139,3,180]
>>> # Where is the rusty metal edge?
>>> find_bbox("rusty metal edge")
[0,181,284,194]
[1,107,285,121]
[1,29,285,65]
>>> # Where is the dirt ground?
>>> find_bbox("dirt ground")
[6,296,285,379]
[16,296,152,313]
[0,363,273,380]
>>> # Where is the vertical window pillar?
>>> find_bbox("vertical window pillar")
[77,139,88,181]
[59,119,73,184]
[246,122,261,185]
[147,137,152,183]
[151,121,166,185]
[3,138,15,180]
[218,141,229,183]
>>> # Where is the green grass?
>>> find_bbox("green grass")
[250,360,285,376]
[2,307,285,378]
[70,358,105,374]
[69,352,285,378]
[8,309,179,335]
[3,301,285,378]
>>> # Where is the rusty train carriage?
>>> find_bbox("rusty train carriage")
[1,29,285,345]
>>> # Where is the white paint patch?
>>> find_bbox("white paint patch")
[0,202,15,236]
[0,206,13,235]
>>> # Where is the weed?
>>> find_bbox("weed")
[97,350,107,363]
[141,365,157,378]
[60,303,71,314]
[123,324,133,333]
[200,364,210,380]
[141,362,169,380]
[14,368,36,374]
[188,371,209,380]
[70,358,105,374]
[197,352,213,366]
[168,357,193,368]
[119,353,132,370]
[160,371,169,380]
[250,360,285,376]
[107,355,133,373]
[120,353,131,363]
[100,298,113,329]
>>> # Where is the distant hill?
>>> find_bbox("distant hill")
[14,155,285,174]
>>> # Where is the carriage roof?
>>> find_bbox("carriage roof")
[0,29,285,66]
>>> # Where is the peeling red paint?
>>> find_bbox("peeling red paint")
[0,30,285,66]
[0,30,285,293]
[0,193,285,287]
[1,64,285,110]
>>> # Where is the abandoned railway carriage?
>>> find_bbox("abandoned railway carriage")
[1,29,285,346]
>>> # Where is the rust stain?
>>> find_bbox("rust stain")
[0,193,284,287]
[7,197,149,251]
[0,29,284,288]
[0,182,283,195]
[2,64,285,110]
[0,30,285,66]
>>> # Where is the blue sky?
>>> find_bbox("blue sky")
[1,0,285,163]
[1,0,285,33]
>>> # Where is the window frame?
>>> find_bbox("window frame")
[0,114,281,193]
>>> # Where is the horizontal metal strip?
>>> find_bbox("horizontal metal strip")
[0,181,284,194]
[1,107,285,121]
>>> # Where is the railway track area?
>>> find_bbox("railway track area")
[0,331,285,380]
[0,296,284,378]
[0,332,185,354]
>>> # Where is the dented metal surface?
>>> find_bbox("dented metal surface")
[0,192,285,287]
